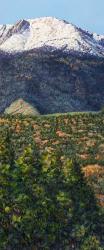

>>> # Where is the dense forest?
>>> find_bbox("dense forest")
[0,112,104,249]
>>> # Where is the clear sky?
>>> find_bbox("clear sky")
[0,0,103,34]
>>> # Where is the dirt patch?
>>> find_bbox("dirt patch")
[82,164,104,177]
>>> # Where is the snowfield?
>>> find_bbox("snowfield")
[0,17,104,56]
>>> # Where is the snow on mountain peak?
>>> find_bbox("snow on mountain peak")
[0,17,104,56]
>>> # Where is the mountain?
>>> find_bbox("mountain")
[0,17,104,114]
[0,17,104,56]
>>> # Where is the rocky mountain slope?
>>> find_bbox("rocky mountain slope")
[0,17,104,114]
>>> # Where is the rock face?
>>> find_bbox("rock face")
[0,17,104,114]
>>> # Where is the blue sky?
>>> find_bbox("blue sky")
[0,0,103,34]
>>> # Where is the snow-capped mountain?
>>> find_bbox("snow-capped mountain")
[0,17,104,56]
[0,17,104,115]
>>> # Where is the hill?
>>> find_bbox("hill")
[4,98,39,115]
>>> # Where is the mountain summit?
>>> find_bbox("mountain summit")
[0,17,104,56]
[0,17,104,114]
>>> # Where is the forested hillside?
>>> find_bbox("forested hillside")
[0,112,104,249]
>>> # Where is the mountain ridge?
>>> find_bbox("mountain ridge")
[0,17,104,57]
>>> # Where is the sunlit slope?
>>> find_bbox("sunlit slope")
[4,98,39,115]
